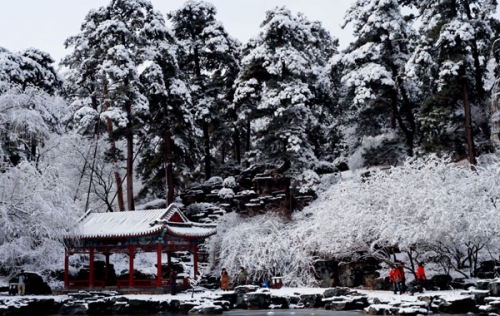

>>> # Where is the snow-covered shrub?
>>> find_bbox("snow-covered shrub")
[348,132,402,170]
[185,203,221,217]
[205,176,223,186]
[295,169,320,194]
[218,188,235,199]
[206,212,317,286]
[301,155,500,275]
[0,161,80,274]
[223,176,237,188]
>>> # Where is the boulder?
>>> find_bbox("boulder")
[437,295,476,314]
[87,299,115,314]
[490,280,500,296]
[5,298,62,316]
[179,301,200,313]
[288,294,301,305]
[323,287,349,298]
[111,301,129,313]
[233,285,259,294]
[270,295,290,309]
[298,293,324,308]
[58,302,88,315]
[188,303,223,314]
[431,274,452,290]
[213,292,237,307]
[477,279,492,290]
[364,304,398,315]
[245,292,271,309]
[469,288,490,304]
[212,300,231,311]
[481,298,500,314]
[127,299,160,313]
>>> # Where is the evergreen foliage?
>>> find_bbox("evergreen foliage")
[168,0,241,179]
[233,7,338,177]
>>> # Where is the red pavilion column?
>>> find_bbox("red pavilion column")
[193,244,199,280]
[89,247,94,288]
[105,252,110,285]
[167,251,172,276]
[129,245,134,287]
[64,249,69,288]
[156,243,162,287]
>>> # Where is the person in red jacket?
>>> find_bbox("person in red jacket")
[389,265,402,294]
[398,262,406,293]
[416,262,426,293]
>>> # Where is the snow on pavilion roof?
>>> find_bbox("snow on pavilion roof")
[72,204,216,239]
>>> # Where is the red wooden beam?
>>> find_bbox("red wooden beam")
[64,249,69,288]
[105,253,110,284]
[129,245,134,287]
[156,243,162,287]
[89,247,94,288]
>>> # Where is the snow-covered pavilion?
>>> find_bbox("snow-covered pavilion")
[63,204,216,290]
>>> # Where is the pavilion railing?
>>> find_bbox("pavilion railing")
[68,280,105,288]
[67,278,189,289]
[116,279,170,288]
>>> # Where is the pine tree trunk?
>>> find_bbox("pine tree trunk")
[104,83,125,212]
[164,130,174,205]
[233,125,241,164]
[126,100,135,210]
[203,121,211,180]
[396,76,416,157]
[463,84,477,166]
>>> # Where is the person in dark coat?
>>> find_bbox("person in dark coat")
[170,269,178,295]
[239,267,248,285]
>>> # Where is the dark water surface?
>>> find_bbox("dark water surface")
[50,311,362,316]
[225,310,362,315]
[49,311,477,316]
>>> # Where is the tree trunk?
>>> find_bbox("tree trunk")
[126,99,135,211]
[396,76,416,157]
[233,125,241,164]
[203,121,211,180]
[164,130,174,205]
[463,84,477,166]
[104,83,125,212]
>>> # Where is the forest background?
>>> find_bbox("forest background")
[1,0,500,287]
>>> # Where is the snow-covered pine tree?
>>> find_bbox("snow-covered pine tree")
[0,47,61,95]
[402,0,498,163]
[331,0,416,169]
[63,0,166,211]
[61,6,127,211]
[0,47,62,167]
[136,9,195,205]
[168,0,240,179]
[233,7,337,177]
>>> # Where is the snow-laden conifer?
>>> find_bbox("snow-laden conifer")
[402,0,497,163]
[331,0,416,168]
[233,7,337,178]
[168,0,240,179]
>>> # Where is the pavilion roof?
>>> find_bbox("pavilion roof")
[71,204,216,239]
